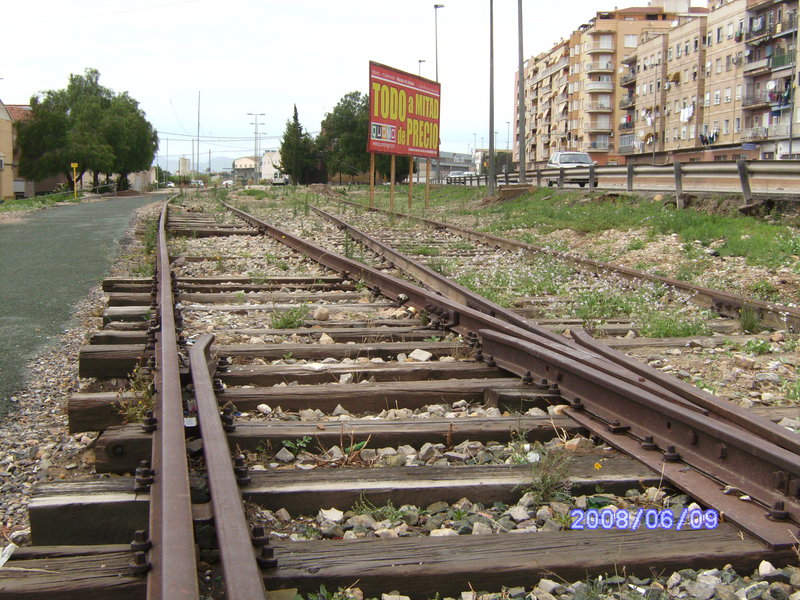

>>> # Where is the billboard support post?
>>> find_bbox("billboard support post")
[389,155,396,212]
[369,153,375,208]
[425,160,431,209]
[408,157,413,211]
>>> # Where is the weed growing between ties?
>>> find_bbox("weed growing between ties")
[271,305,309,329]
[118,364,155,423]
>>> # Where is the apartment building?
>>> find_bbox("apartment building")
[515,0,800,166]
[0,100,12,200]
[514,1,690,167]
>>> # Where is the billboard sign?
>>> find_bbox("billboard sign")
[368,61,441,159]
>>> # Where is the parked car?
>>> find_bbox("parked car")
[272,172,289,185]
[221,180,234,188]
[165,181,175,188]
[446,171,466,183]
[190,179,205,188]
[545,152,597,187]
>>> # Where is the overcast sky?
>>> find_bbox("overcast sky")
[2,0,697,172]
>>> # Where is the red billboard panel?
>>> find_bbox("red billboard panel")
[367,61,441,159]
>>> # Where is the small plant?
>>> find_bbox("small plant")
[249,270,267,285]
[410,245,440,257]
[624,238,645,252]
[271,305,309,329]
[522,441,573,504]
[281,436,313,456]
[118,364,155,423]
[739,304,760,334]
[747,279,780,301]
[423,335,441,342]
[351,495,406,522]
[743,337,772,355]
[235,291,246,303]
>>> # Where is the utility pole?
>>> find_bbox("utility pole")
[488,0,496,195]
[197,91,201,179]
[434,4,444,184]
[247,112,265,183]
[517,0,527,183]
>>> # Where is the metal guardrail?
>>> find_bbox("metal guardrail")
[445,160,800,206]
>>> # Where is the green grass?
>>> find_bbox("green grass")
[271,305,309,329]
[0,191,78,213]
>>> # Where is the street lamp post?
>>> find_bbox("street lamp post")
[517,0,526,184]
[247,112,265,183]
[488,0,496,195]
[433,3,444,184]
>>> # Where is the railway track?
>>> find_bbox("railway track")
[1,191,799,599]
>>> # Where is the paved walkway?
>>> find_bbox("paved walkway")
[0,194,160,407]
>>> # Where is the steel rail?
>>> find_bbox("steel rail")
[189,334,269,599]
[329,198,800,332]
[311,203,800,455]
[221,200,799,449]
[221,200,800,546]
[309,205,566,345]
[147,199,199,600]
[479,329,800,549]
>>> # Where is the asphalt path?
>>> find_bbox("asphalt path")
[0,194,160,410]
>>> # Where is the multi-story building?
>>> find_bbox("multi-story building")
[515,1,690,167]
[0,100,13,200]
[516,0,800,166]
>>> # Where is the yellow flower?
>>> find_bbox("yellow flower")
[594,462,603,470]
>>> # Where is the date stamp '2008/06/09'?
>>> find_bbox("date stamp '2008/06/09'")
[569,508,719,531]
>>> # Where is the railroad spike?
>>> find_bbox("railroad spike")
[234,454,251,486]
[522,371,534,385]
[130,529,152,553]
[256,545,278,569]
[129,551,151,575]
[641,436,657,450]
[142,411,157,433]
[251,525,268,548]
[569,397,584,410]
[662,445,681,462]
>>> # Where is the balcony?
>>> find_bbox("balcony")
[586,61,615,73]
[744,58,770,74]
[741,127,768,141]
[769,122,791,137]
[585,122,613,133]
[539,85,552,95]
[771,53,794,70]
[742,89,791,108]
[585,102,613,112]
[620,72,637,86]
[618,122,635,131]
[585,80,614,93]
[745,22,770,41]
[619,96,635,109]
[586,42,615,54]
[583,141,612,151]
[619,144,637,154]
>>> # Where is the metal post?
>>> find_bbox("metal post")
[588,163,596,192]
[433,4,444,185]
[558,167,565,189]
[627,162,634,191]
[517,0,527,184]
[488,0,496,195]
[736,157,753,205]
[673,159,684,209]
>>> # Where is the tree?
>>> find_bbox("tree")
[16,69,157,190]
[279,105,316,185]
[318,91,396,181]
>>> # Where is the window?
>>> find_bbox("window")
[716,27,723,43]
[736,84,743,100]
[704,92,711,106]
[676,44,682,58]
[694,37,699,51]
[685,42,690,55]
[727,23,734,38]
[735,117,741,133]
[673,127,679,141]
[692,66,698,81]
[725,87,731,102]
[689,124,696,139]
[723,119,730,134]
[668,48,673,61]
[726,55,732,71]
[714,90,721,104]
[716,58,722,74]
[681,126,687,140]
[624,34,638,48]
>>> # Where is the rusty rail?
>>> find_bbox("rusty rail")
[479,329,800,549]
[189,334,270,599]
[223,199,800,549]
[330,198,800,332]
[147,200,199,599]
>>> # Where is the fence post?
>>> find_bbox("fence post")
[673,159,684,209]
[588,164,596,192]
[558,168,565,189]
[536,168,542,188]
[627,162,634,191]
[737,158,753,205]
